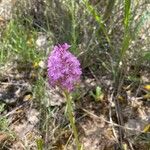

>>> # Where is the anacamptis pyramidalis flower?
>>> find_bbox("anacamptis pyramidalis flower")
[47,43,82,92]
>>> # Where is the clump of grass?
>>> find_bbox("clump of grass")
[0,103,15,148]
[1,19,39,63]
[0,104,8,132]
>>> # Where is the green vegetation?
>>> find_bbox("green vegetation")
[0,0,149,149]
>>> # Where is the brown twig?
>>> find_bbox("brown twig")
[81,108,146,133]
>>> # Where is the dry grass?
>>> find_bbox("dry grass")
[0,0,150,149]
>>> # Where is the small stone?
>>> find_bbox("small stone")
[36,34,47,48]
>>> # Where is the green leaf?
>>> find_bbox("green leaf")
[124,0,131,30]
[143,124,150,133]
[90,86,104,102]
[143,52,150,61]
[36,138,44,150]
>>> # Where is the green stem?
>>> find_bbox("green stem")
[71,0,77,53]
[65,92,81,150]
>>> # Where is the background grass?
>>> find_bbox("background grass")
[0,0,150,149]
